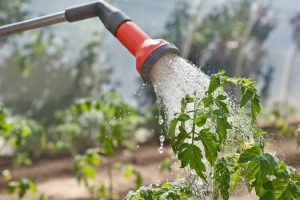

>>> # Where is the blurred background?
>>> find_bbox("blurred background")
[0,0,299,199]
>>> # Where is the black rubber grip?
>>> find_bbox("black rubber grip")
[65,0,131,35]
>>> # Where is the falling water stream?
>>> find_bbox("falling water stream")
[147,53,254,199]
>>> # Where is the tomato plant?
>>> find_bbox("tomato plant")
[51,92,141,154]
[127,71,300,200]
[0,107,46,167]
[125,179,193,200]
[72,148,143,199]
[63,92,144,199]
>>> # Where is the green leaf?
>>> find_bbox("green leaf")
[178,144,206,180]
[216,117,231,143]
[251,95,261,122]
[213,158,230,200]
[238,146,261,163]
[125,179,192,200]
[178,114,190,121]
[261,177,300,200]
[29,181,37,195]
[202,95,213,107]
[6,181,17,194]
[97,184,106,198]
[83,165,95,178]
[39,193,48,200]
[194,113,208,127]
[240,88,253,108]
[207,73,221,94]
[168,119,178,139]
[238,146,277,194]
[198,129,218,165]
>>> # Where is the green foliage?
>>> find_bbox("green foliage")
[72,148,143,199]
[6,179,48,200]
[3,169,48,200]
[72,148,100,195]
[11,31,64,76]
[208,71,261,122]
[125,179,193,200]
[7,178,37,198]
[213,158,230,200]
[237,146,300,199]
[117,163,143,189]
[0,108,46,167]
[53,92,141,154]
[164,71,300,200]
[67,93,143,199]
[160,158,173,173]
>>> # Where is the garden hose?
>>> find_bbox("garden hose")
[0,0,179,81]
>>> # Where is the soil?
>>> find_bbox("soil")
[0,136,299,200]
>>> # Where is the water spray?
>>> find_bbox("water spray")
[0,0,179,82]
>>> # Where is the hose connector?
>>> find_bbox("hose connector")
[65,0,131,35]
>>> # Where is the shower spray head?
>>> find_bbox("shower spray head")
[115,21,179,82]
[0,0,180,82]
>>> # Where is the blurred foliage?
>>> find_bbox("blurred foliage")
[9,30,65,77]
[60,92,144,199]
[1,91,145,199]
[259,103,298,135]
[0,0,110,120]
[72,150,143,199]
[0,0,28,44]
[1,30,110,120]
[0,106,46,167]
[2,169,48,200]
[51,92,142,154]
[116,162,142,189]
[163,0,276,100]
[72,148,101,197]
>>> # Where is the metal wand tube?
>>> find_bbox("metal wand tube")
[0,11,66,36]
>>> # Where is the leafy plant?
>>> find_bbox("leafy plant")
[72,148,143,199]
[125,179,193,200]
[168,71,260,179]
[2,169,48,200]
[115,163,143,189]
[0,107,46,167]
[66,92,144,199]
[52,92,141,154]
[127,71,300,200]
[72,148,101,197]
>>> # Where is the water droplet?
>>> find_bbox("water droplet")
[159,135,165,142]
[158,146,164,154]
[158,116,164,125]
[156,179,161,186]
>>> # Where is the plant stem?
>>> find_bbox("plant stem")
[191,100,198,145]
[186,108,202,114]
[107,161,113,200]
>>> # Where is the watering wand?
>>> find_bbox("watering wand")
[0,0,179,81]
